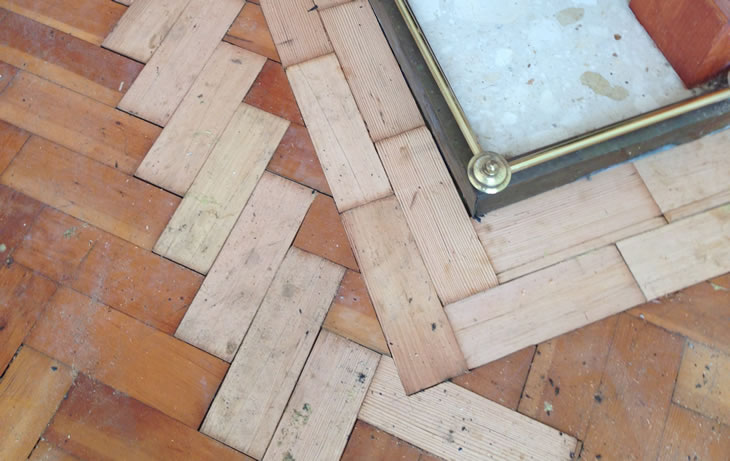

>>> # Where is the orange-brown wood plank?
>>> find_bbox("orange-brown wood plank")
[0,72,160,174]
[43,374,252,461]
[341,420,442,461]
[267,122,331,195]
[25,287,228,428]
[244,59,303,125]
[0,119,29,175]
[673,341,730,425]
[0,182,43,254]
[658,404,730,460]
[0,10,142,106]
[29,441,80,461]
[0,0,125,46]
[225,2,279,62]
[0,60,19,93]
[1,137,179,250]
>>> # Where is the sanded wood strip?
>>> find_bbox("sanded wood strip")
[260,0,333,67]
[118,0,244,126]
[202,248,345,458]
[359,357,578,461]
[445,246,646,369]
[474,164,661,274]
[103,0,191,63]
[664,190,730,222]
[320,0,424,141]
[634,130,730,218]
[155,104,289,274]
[263,331,380,461]
[376,127,497,304]
[342,196,467,394]
[287,54,391,212]
[136,43,266,195]
[617,204,730,300]
[0,347,75,460]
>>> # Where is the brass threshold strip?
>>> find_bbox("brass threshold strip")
[394,0,730,194]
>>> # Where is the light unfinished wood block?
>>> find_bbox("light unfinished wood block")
[288,54,391,212]
[474,164,661,275]
[342,196,467,394]
[618,204,730,300]
[118,0,244,126]
[320,0,424,141]
[135,43,266,195]
[445,246,646,369]
[674,341,730,426]
[260,0,333,67]
[376,127,497,304]
[102,0,191,63]
[0,347,75,460]
[263,331,380,461]
[154,104,289,274]
[175,172,314,361]
[202,248,345,458]
[359,357,578,461]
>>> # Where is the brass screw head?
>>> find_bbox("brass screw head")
[468,151,511,194]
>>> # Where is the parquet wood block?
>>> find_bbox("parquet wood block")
[359,357,579,461]
[343,196,467,394]
[376,127,497,304]
[244,59,304,125]
[202,248,345,459]
[341,420,442,461]
[0,11,141,107]
[629,273,730,354]
[264,331,380,461]
[618,204,730,300]
[118,0,244,126]
[581,314,684,460]
[0,183,43,254]
[320,0,424,142]
[288,54,391,212]
[29,441,79,461]
[259,0,333,67]
[154,103,288,274]
[293,193,358,270]
[0,264,56,373]
[1,137,179,250]
[176,172,314,361]
[135,43,266,195]
[0,120,28,174]
[452,346,535,411]
[474,164,661,275]
[25,287,228,428]
[658,404,730,460]
[518,316,619,439]
[0,61,19,93]
[323,269,389,356]
[102,0,190,63]
[225,2,280,62]
[635,129,730,220]
[43,374,252,461]
[0,72,160,174]
[0,347,74,460]
[267,122,331,195]
[674,341,730,425]
[0,0,125,46]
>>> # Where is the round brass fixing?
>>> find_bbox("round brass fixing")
[468,151,512,194]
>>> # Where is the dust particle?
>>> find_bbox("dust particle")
[614,34,622,40]
[0,244,6,253]
[594,394,603,403]
[283,452,295,461]
[431,323,437,331]
[63,227,77,239]
[357,372,367,384]
[580,71,629,101]
[555,7,584,26]
[544,401,553,415]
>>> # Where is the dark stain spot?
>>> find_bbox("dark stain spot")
[613,34,621,40]
[357,372,367,384]
[594,394,603,403]
[51,366,58,371]
[555,386,560,396]
[431,323,437,331]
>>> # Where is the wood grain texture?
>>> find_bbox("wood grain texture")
[474,164,661,274]
[135,43,266,195]
[634,129,730,217]
[1,137,179,250]
[0,61,19,93]
[225,2,280,62]
[0,347,74,460]
[175,172,314,361]
[154,104,288,274]
[446,246,646,369]
[0,183,43,254]
[29,441,79,461]
[26,287,228,428]
[118,0,244,126]
[287,54,391,211]
[376,127,497,304]
[264,331,380,461]
[259,0,333,67]
[658,404,730,461]
[617,204,730,300]
[359,357,578,461]
[267,122,332,195]
[43,374,252,461]
[0,120,29,174]
[244,60,304,125]
[342,196,467,394]
[342,420,442,461]
[664,189,730,222]
[102,0,191,63]
[202,248,345,459]
[320,0,424,141]
[0,71,160,174]
[673,341,730,425]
